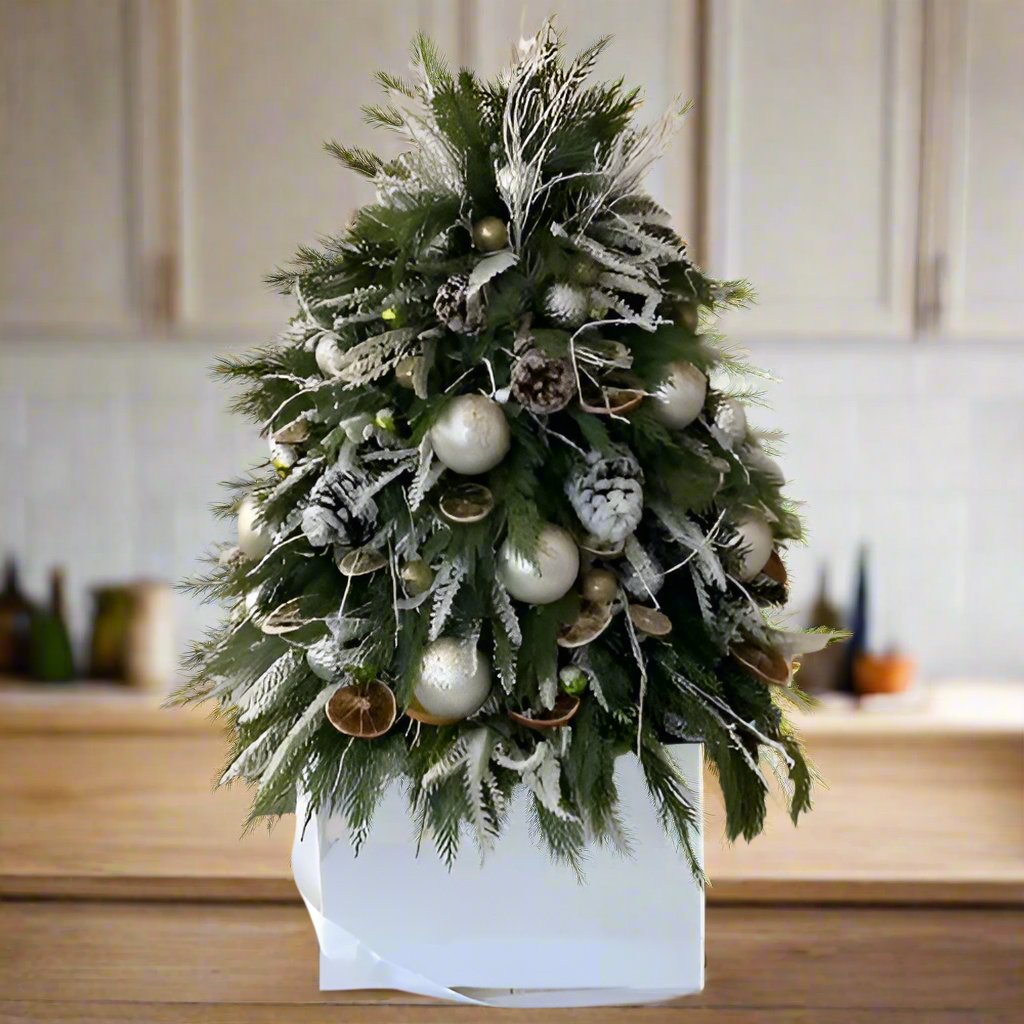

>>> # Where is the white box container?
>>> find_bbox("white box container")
[292,743,704,1008]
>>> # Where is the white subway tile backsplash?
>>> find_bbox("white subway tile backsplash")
[2,336,1022,681]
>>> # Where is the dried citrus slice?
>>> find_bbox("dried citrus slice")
[509,692,581,731]
[325,681,397,738]
[579,385,645,416]
[259,598,307,634]
[732,643,792,686]
[628,604,672,637]
[577,533,625,559]
[761,549,788,588]
[438,483,494,523]
[557,603,613,648]
[337,547,387,576]
[271,418,311,444]
[404,696,461,727]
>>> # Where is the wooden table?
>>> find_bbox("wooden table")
[1,682,1022,1021]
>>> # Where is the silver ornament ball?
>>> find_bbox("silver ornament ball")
[237,495,272,561]
[414,638,492,720]
[733,513,774,582]
[653,362,707,429]
[429,395,511,475]
[498,523,580,605]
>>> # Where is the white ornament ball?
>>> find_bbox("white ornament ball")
[498,523,580,605]
[716,397,748,445]
[315,335,344,378]
[414,638,492,720]
[733,513,774,582]
[237,495,272,561]
[653,362,707,429]
[429,395,511,475]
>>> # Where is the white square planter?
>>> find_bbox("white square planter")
[292,743,704,1008]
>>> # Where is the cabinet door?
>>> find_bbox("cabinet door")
[0,0,136,329]
[939,0,1024,337]
[179,0,460,330]
[705,0,922,337]
[468,1,702,247]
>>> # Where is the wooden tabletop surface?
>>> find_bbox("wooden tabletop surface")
[1,682,1022,1021]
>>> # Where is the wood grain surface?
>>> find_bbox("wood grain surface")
[0,900,1020,1022]
[1,691,1021,903]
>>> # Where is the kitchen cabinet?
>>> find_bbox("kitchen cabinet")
[178,0,460,330]
[0,0,138,329]
[925,0,1024,337]
[2,1,1022,340]
[704,0,923,338]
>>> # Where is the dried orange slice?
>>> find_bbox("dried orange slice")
[439,483,494,523]
[325,681,397,738]
[259,598,307,634]
[732,643,792,686]
[557,603,613,648]
[337,547,387,577]
[761,549,788,588]
[628,604,672,637]
[404,696,461,727]
[509,693,581,731]
[579,386,645,416]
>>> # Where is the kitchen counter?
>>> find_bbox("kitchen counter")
[1,678,1022,905]
[1,679,1021,1021]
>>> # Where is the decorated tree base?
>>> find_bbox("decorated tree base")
[294,745,703,1008]
[178,20,843,1001]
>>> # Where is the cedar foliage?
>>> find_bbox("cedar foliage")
[176,22,837,880]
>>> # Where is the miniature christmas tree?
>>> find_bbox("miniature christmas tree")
[176,24,835,879]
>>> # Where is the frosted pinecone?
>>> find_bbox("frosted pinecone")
[434,273,484,334]
[543,282,591,328]
[511,348,576,413]
[714,396,748,447]
[301,465,371,548]
[566,448,644,544]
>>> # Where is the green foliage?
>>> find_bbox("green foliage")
[179,19,832,880]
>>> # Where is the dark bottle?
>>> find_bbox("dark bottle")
[29,568,76,683]
[0,558,34,676]
[796,567,847,693]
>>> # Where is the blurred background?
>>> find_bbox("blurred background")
[3,0,1024,689]
[0,1,1022,1017]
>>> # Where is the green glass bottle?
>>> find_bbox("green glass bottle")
[29,569,76,683]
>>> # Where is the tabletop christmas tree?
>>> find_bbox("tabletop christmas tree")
[177,23,834,880]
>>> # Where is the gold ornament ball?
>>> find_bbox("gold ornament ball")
[581,568,618,604]
[400,559,434,595]
[394,355,420,389]
[472,216,509,252]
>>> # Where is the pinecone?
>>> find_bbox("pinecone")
[543,282,591,327]
[566,448,644,544]
[434,273,484,334]
[301,465,371,548]
[511,348,576,413]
